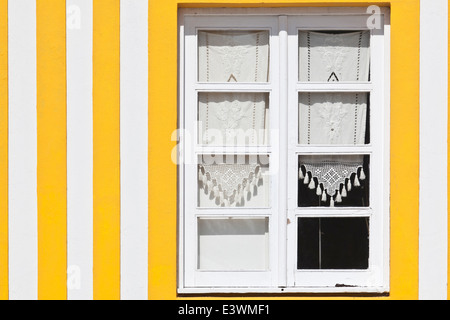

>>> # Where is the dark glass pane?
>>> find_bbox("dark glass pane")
[297,218,320,270]
[298,218,369,270]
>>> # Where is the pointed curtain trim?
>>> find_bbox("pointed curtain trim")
[199,164,263,207]
[299,156,366,207]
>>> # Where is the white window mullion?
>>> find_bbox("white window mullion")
[278,15,289,288]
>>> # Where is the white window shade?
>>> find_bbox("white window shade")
[198,30,270,83]
[197,218,270,271]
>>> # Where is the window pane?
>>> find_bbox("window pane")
[198,154,270,208]
[198,30,270,83]
[298,155,370,208]
[198,92,270,146]
[299,92,369,145]
[297,218,369,270]
[198,218,270,271]
[299,30,370,82]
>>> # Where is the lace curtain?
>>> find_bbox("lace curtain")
[195,30,370,208]
[298,31,370,207]
[299,92,368,145]
[299,155,367,207]
[198,30,270,83]
[299,31,370,82]
[198,163,266,207]
[197,31,271,208]
[198,93,268,145]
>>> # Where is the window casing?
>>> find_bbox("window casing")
[178,7,390,294]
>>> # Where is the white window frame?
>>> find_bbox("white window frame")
[178,7,390,294]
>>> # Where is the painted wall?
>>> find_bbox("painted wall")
[0,0,444,300]
[150,0,420,300]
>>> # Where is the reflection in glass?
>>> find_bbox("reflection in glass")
[198,92,269,146]
[299,31,370,82]
[299,92,369,145]
[198,218,269,271]
[198,154,270,208]
[198,30,270,83]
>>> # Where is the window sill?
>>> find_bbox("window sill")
[177,286,390,296]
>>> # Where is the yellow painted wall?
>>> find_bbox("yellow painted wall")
[148,0,420,300]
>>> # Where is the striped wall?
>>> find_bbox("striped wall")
[0,0,448,300]
[1,0,148,300]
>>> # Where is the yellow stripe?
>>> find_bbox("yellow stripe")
[36,0,67,300]
[93,0,121,300]
[148,1,178,300]
[0,0,8,301]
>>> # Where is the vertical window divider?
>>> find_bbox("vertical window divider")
[278,15,288,288]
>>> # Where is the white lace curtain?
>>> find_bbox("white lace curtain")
[196,30,370,207]
[299,31,370,82]
[297,31,370,207]
[198,163,266,207]
[299,92,368,145]
[198,30,270,83]
[198,92,269,146]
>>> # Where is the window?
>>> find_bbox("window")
[179,7,390,294]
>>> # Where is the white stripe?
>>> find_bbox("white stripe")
[66,0,94,300]
[120,0,149,300]
[8,0,38,300]
[419,0,448,300]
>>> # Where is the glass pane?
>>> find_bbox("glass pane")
[297,217,369,270]
[198,30,270,83]
[298,155,370,208]
[198,154,270,208]
[299,30,370,82]
[299,92,369,145]
[198,218,269,271]
[198,92,270,146]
